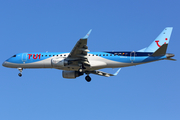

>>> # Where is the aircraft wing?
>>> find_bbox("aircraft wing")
[90,68,121,77]
[66,30,92,66]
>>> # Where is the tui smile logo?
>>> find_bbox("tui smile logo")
[155,38,168,47]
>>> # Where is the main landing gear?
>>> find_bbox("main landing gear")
[17,68,23,77]
[78,63,85,73]
[79,68,91,82]
[78,64,92,82]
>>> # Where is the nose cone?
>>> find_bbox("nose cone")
[2,61,7,67]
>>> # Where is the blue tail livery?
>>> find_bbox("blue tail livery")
[2,27,175,82]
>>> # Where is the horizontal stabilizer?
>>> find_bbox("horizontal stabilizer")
[165,58,176,61]
[152,44,168,56]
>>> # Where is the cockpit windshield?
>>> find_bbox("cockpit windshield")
[12,55,16,57]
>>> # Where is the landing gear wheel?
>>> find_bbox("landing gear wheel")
[18,73,22,77]
[85,76,91,82]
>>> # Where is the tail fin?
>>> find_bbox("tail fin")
[139,27,173,53]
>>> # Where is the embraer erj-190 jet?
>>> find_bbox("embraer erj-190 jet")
[2,27,175,82]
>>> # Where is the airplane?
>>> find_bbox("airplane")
[2,27,175,82]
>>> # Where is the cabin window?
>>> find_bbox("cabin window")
[49,55,51,57]
[12,55,16,57]
[42,55,43,57]
[99,54,101,56]
[45,55,47,57]
[64,55,66,56]
[96,54,98,56]
[106,54,108,56]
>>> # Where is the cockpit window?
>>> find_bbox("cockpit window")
[12,55,16,57]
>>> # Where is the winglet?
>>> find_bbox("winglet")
[113,68,121,76]
[83,29,92,39]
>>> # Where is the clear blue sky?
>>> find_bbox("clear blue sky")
[0,0,180,120]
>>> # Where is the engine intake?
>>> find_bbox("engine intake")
[62,71,83,79]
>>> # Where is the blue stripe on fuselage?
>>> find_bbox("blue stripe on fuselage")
[6,51,166,64]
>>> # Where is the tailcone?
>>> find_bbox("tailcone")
[165,53,176,61]
[166,53,175,58]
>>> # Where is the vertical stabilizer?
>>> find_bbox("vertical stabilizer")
[144,27,173,52]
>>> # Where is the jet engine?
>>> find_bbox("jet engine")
[51,58,69,67]
[62,71,84,79]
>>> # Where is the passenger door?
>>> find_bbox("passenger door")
[22,53,27,63]
[130,51,135,63]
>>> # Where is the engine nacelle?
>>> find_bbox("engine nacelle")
[62,71,83,79]
[51,58,69,67]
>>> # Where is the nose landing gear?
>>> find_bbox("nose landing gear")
[17,68,23,77]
